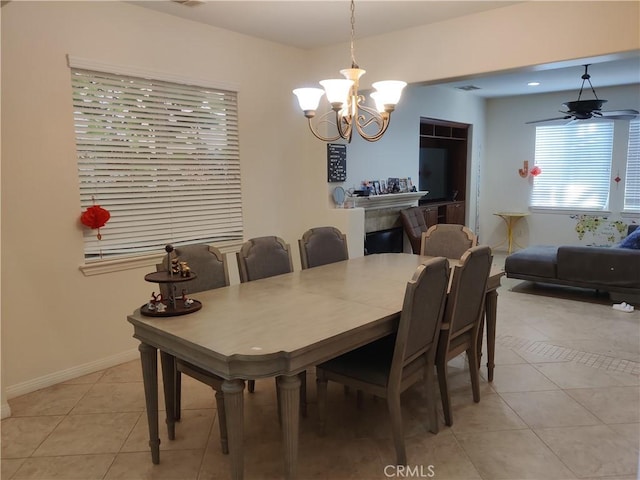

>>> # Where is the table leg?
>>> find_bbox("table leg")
[277,374,301,480]
[222,379,245,480]
[159,351,176,441]
[485,289,499,382]
[139,343,160,464]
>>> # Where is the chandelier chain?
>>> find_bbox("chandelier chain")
[350,0,358,68]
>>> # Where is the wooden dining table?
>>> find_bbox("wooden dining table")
[128,253,504,480]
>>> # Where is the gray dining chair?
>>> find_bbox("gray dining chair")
[236,236,307,414]
[298,226,349,269]
[436,245,492,426]
[236,235,294,283]
[400,207,429,254]
[316,257,450,465]
[420,224,477,259]
[157,243,230,454]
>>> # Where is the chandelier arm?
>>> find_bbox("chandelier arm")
[355,117,390,142]
[306,113,342,143]
[335,110,353,142]
[353,102,390,141]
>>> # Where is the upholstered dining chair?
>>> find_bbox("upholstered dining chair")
[236,235,294,283]
[420,224,477,259]
[157,244,230,453]
[235,236,306,413]
[298,226,349,269]
[316,257,450,465]
[400,207,429,254]
[435,245,492,427]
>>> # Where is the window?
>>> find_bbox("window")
[531,122,613,210]
[71,65,242,261]
[624,119,640,211]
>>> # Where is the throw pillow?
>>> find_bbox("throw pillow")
[618,226,640,249]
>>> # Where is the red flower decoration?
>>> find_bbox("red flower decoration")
[81,205,110,240]
[530,166,542,177]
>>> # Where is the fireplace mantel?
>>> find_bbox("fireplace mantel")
[349,191,426,211]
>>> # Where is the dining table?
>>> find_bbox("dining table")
[128,253,504,480]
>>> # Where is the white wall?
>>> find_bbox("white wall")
[2,0,638,405]
[482,84,640,248]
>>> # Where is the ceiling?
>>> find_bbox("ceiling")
[134,1,640,98]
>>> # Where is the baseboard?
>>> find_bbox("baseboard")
[1,402,12,419]
[5,348,139,401]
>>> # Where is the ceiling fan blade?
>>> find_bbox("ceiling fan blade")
[599,109,639,120]
[525,116,572,125]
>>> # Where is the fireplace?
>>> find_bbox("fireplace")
[365,227,404,255]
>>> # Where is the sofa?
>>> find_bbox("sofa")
[505,225,640,302]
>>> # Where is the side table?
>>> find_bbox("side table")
[494,212,530,254]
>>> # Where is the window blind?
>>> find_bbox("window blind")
[531,122,613,210]
[71,68,242,260]
[624,119,640,211]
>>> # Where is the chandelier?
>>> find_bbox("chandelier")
[293,0,406,143]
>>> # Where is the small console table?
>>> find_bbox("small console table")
[494,212,530,254]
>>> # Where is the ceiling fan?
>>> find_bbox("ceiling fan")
[526,64,639,125]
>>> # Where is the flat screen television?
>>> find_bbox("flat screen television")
[419,147,449,202]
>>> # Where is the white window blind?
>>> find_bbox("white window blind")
[624,119,640,211]
[71,68,242,260]
[531,122,613,210]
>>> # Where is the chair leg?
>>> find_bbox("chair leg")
[467,347,481,403]
[316,372,328,436]
[175,370,182,422]
[248,379,255,393]
[387,394,407,466]
[425,364,439,434]
[437,360,453,426]
[214,387,229,455]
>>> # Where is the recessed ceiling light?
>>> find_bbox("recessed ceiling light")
[528,82,541,86]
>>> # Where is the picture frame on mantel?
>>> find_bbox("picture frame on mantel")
[372,180,381,195]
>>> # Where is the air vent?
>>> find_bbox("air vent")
[456,85,481,91]
[172,0,204,6]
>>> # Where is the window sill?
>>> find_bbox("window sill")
[529,207,612,216]
[79,240,243,276]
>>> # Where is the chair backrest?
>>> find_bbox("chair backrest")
[236,236,294,283]
[157,244,229,298]
[399,207,429,254]
[443,245,492,340]
[420,224,478,259]
[299,226,349,269]
[389,257,450,383]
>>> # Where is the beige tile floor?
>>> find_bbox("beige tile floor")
[2,258,639,479]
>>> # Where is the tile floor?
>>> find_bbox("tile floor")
[2,259,639,479]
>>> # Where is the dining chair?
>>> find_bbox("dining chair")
[420,224,477,259]
[236,235,294,283]
[399,207,429,254]
[316,257,450,465]
[236,236,307,414]
[157,243,230,453]
[298,226,349,269]
[435,245,492,427]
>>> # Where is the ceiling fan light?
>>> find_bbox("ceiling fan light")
[293,88,325,113]
[372,80,407,108]
[320,79,354,108]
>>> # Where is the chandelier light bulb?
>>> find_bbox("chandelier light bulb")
[319,79,354,109]
[372,81,407,109]
[293,88,325,114]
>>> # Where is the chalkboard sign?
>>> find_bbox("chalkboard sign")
[327,143,347,182]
